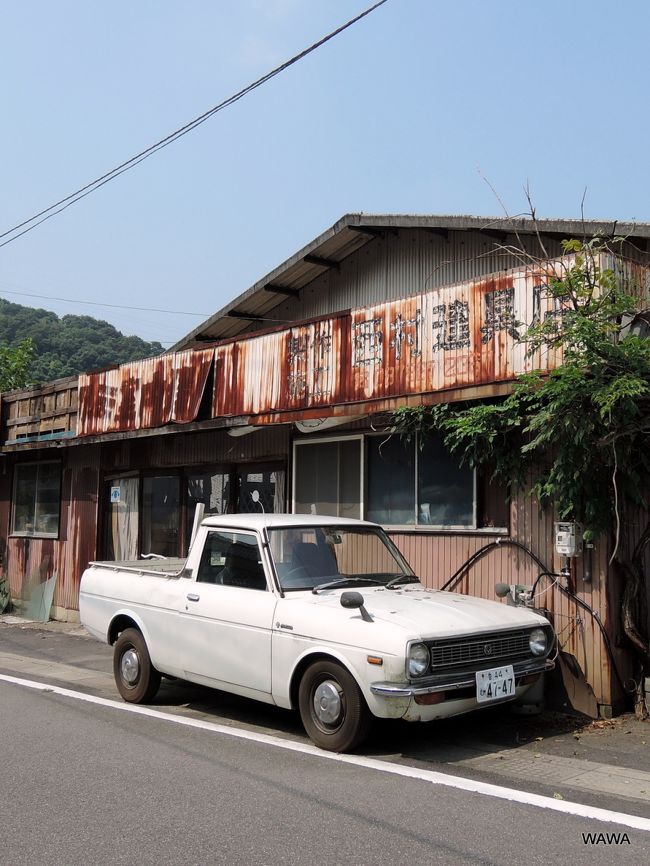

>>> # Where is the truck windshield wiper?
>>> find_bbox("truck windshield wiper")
[312,576,384,595]
[385,574,421,590]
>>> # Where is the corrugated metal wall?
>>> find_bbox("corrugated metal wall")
[389,482,625,708]
[272,230,567,320]
[57,445,100,610]
[272,230,649,323]
[79,349,214,436]
[2,445,100,615]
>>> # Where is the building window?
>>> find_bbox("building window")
[293,437,362,519]
[237,465,286,515]
[142,475,180,557]
[292,434,500,530]
[366,435,416,525]
[11,462,61,537]
[186,470,229,544]
[367,434,475,527]
[103,463,288,561]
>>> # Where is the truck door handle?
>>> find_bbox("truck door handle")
[186,593,200,602]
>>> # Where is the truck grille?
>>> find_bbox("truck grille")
[428,630,532,670]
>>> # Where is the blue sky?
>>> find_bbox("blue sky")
[1,0,648,348]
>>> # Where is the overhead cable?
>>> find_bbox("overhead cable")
[0,0,390,250]
[0,287,208,316]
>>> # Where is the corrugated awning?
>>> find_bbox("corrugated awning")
[78,349,214,436]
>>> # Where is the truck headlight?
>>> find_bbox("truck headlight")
[529,628,547,656]
[408,642,430,677]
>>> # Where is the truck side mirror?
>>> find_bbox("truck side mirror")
[340,591,373,622]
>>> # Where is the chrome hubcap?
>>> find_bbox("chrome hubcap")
[313,680,342,725]
[121,648,140,685]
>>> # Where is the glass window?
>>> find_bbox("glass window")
[294,439,361,519]
[367,434,474,528]
[418,434,474,527]
[142,475,180,557]
[238,467,286,514]
[186,471,229,546]
[268,524,413,592]
[12,462,61,537]
[367,436,416,524]
[292,434,493,530]
[197,530,266,590]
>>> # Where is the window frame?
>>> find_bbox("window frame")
[365,432,478,531]
[291,435,364,519]
[291,433,507,533]
[10,460,62,539]
[99,461,288,560]
[197,529,268,591]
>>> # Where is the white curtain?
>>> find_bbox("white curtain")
[273,469,286,513]
[111,477,139,560]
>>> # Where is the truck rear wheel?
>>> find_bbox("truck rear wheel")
[298,659,370,752]
[113,628,161,703]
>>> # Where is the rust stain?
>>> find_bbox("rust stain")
[79,351,215,435]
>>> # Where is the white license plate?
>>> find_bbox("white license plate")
[476,665,515,703]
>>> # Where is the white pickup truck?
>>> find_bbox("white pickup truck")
[80,514,555,752]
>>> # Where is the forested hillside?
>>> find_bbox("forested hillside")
[0,299,165,384]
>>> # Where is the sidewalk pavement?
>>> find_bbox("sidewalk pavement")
[2,612,650,810]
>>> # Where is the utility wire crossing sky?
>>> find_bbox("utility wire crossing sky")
[1,0,648,346]
[0,0,389,254]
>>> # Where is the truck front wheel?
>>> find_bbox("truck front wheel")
[113,628,161,703]
[298,660,370,752]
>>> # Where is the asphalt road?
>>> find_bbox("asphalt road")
[1,680,648,866]
[1,627,649,866]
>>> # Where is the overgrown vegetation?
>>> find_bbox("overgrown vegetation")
[0,337,35,391]
[391,237,650,712]
[0,299,164,386]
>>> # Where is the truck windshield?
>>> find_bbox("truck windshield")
[267,525,416,592]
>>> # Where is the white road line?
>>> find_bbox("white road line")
[2,671,649,833]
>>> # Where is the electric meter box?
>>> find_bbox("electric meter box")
[555,522,583,557]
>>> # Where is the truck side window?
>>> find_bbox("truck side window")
[197,531,267,591]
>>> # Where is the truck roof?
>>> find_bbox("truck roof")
[201,513,379,531]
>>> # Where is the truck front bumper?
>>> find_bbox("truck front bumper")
[370,657,554,698]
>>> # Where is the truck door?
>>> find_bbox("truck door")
[177,528,276,695]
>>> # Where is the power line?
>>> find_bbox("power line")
[0,288,209,316]
[0,1,390,250]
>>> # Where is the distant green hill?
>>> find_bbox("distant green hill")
[0,299,165,384]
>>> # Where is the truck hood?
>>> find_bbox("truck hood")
[280,585,549,647]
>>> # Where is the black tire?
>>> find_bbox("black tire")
[298,659,370,752]
[113,628,161,703]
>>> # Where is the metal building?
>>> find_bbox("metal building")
[2,213,649,717]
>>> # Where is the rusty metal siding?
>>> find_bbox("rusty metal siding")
[57,445,100,610]
[3,446,100,614]
[78,349,214,436]
[76,251,645,436]
[0,470,11,580]
[220,265,554,418]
